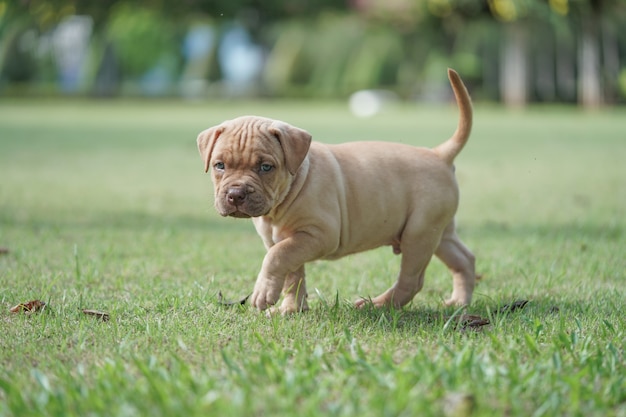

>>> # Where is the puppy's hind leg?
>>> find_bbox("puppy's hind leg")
[435,221,476,306]
[356,226,442,309]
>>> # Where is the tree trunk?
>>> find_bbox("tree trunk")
[601,20,620,104]
[535,25,556,102]
[555,28,577,102]
[500,23,528,108]
[578,16,602,108]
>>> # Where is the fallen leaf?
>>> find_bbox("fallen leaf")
[496,299,529,314]
[456,314,490,332]
[82,309,110,322]
[10,300,46,314]
[443,313,490,333]
[458,314,490,327]
[0,247,9,255]
[217,291,250,307]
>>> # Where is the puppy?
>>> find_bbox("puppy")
[197,69,475,314]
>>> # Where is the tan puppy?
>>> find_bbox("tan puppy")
[197,69,475,314]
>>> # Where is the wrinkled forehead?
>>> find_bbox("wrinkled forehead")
[212,117,282,160]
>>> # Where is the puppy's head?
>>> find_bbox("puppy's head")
[197,116,311,218]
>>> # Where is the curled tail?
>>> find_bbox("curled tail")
[433,69,473,164]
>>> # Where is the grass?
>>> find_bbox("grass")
[0,98,625,417]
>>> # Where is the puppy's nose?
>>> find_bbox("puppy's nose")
[227,187,247,206]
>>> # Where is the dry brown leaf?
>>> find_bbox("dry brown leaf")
[82,309,110,322]
[496,299,529,314]
[458,314,490,327]
[455,314,490,332]
[10,300,46,314]
[443,312,490,333]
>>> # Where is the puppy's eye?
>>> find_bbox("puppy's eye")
[214,162,225,171]
[260,164,273,173]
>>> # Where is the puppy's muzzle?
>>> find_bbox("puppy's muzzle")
[220,184,263,218]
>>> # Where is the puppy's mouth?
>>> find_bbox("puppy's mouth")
[227,210,252,219]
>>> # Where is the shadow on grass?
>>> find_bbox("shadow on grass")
[312,293,623,335]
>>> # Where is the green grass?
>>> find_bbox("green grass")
[0,98,625,417]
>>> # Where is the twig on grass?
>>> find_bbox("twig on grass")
[82,309,110,322]
[217,291,250,307]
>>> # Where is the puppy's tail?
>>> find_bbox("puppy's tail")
[433,69,473,165]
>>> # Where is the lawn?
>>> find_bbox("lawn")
[0,98,624,417]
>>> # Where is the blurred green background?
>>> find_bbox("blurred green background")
[1,0,625,107]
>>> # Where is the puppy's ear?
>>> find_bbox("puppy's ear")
[197,125,225,173]
[269,121,312,175]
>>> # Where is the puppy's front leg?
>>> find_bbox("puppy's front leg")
[250,233,319,311]
[275,267,308,315]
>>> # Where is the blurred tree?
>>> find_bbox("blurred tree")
[356,0,625,105]
[106,4,175,77]
[567,0,626,106]
[1,0,624,103]
[0,19,37,83]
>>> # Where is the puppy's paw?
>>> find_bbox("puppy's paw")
[355,289,410,309]
[278,298,309,315]
[250,280,282,311]
[264,303,310,317]
[444,290,472,307]
[354,296,389,309]
[354,297,371,309]
[444,297,470,308]
[265,306,281,317]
